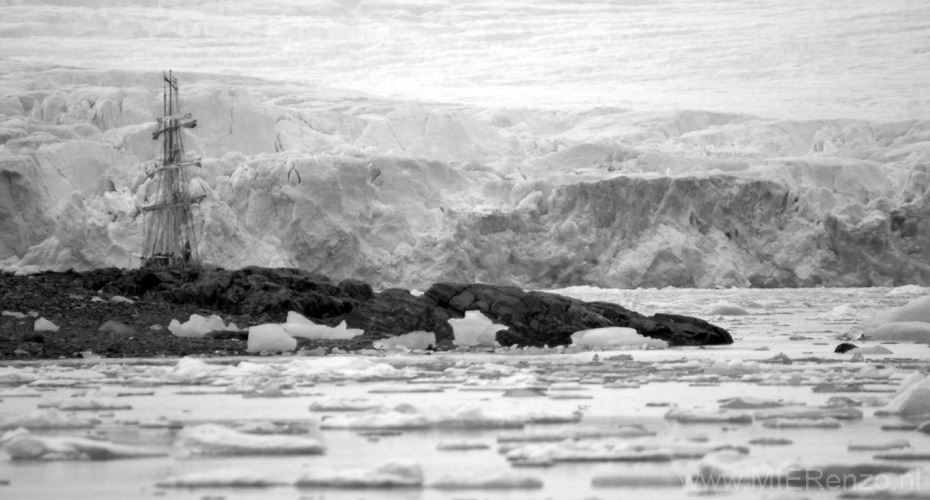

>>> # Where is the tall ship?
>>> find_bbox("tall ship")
[141,71,205,269]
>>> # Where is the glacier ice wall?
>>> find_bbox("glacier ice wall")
[1,69,929,288]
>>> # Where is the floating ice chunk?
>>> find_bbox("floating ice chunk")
[283,313,363,340]
[570,327,668,349]
[718,397,784,409]
[591,474,684,488]
[2,432,167,460]
[449,310,506,347]
[704,359,769,376]
[169,314,239,338]
[2,311,27,319]
[33,317,59,332]
[247,324,297,353]
[320,410,432,430]
[762,417,841,428]
[282,357,408,381]
[886,285,928,297]
[309,397,382,412]
[848,439,910,451]
[862,295,930,330]
[156,469,289,488]
[848,345,894,355]
[0,408,98,430]
[863,322,930,342]
[696,451,912,488]
[428,473,543,490]
[505,441,736,465]
[815,304,859,320]
[296,461,423,488]
[177,424,325,455]
[753,407,862,420]
[375,331,435,350]
[497,425,654,443]
[876,374,930,417]
[169,357,230,382]
[0,386,41,398]
[703,303,749,315]
[109,296,134,304]
[436,440,491,451]
[664,408,753,424]
[48,397,132,411]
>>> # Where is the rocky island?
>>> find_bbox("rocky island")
[0,266,732,360]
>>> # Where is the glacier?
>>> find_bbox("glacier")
[1,0,929,289]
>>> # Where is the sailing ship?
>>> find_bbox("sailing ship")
[141,71,205,269]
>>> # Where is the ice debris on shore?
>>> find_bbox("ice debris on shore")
[571,327,668,349]
[33,317,59,332]
[169,314,241,338]
[375,331,436,351]
[282,312,362,340]
[247,324,297,353]
[449,311,507,347]
[177,424,325,455]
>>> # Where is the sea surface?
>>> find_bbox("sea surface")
[1,286,929,499]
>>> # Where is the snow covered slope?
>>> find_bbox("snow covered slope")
[1,1,929,288]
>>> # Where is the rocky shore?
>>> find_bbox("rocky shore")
[0,267,732,360]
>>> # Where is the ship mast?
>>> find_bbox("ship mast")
[141,70,204,269]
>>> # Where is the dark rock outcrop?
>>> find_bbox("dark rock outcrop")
[74,267,732,348]
[423,283,732,347]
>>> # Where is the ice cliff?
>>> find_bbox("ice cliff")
[1,69,929,289]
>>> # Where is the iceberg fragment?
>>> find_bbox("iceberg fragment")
[33,317,59,332]
[3,432,167,460]
[449,310,506,347]
[168,314,240,338]
[375,331,436,350]
[247,324,297,353]
[296,461,423,488]
[177,424,325,455]
[283,313,362,340]
[156,469,289,488]
[570,327,668,349]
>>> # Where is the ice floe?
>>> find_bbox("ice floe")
[309,397,383,412]
[177,424,325,455]
[497,425,655,443]
[696,451,913,488]
[703,303,750,316]
[41,397,132,411]
[428,473,543,490]
[570,327,668,349]
[296,461,423,488]
[156,469,290,488]
[876,373,930,417]
[320,404,577,430]
[0,409,99,430]
[863,322,930,342]
[2,430,167,460]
